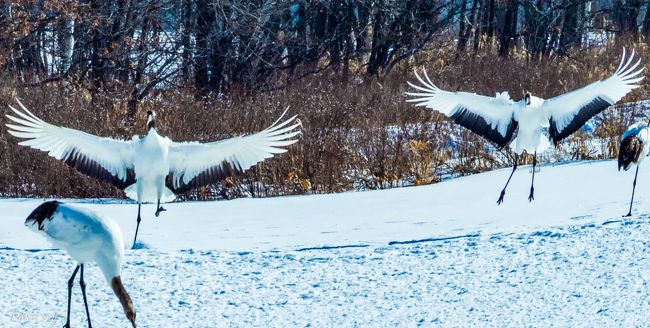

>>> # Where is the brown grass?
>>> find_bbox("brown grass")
[0,41,648,199]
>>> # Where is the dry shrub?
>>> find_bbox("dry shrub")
[408,139,440,185]
[0,39,649,200]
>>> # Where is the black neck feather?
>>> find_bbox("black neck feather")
[25,201,61,230]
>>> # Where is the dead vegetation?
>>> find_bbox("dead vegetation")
[0,41,648,199]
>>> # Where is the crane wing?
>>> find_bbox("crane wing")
[405,69,518,149]
[6,99,137,189]
[166,109,301,194]
[544,48,645,145]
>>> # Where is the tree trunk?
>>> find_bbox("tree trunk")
[484,0,496,40]
[89,0,107,90]
[643,0,650,37]
[367,3,385,75]
[457,0,468,54]
[194,0,214,92]
[498,0,518,57]
[108,0,128,82]
[470,0,481,52]
[559,0,581,53]
[615,0,641,34]
[57,14,75,74]
[181,0,192,83]
[127,7,152,123]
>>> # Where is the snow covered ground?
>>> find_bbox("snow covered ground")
[2,159,650,327]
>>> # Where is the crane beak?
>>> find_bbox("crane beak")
[130,318,136,328]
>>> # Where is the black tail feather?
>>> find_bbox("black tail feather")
[619,135,642,171]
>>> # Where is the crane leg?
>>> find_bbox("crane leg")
[63,265,80,328]
[626,165,640,217]
[132,203,142,249]
[79,265,92,328]
[497,156,518,205]
[155,198,166,217]
[528,152,537,202]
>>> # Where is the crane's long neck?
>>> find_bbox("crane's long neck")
[111,276,136,327]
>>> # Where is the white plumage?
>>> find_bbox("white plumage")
[7,102,302,247]
[25,201,136,327]
[406,48,645,204]
[166,114,301,193]
[406,48,644,153]
[27,203,125,280]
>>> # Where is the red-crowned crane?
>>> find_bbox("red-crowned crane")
[618,121,650,217]
[25,200,136,328]
[406,49,644,204]
[7,103,301,248]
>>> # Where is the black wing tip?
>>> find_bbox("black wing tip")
[549,121,562,146]
[25,200,62,230]
[167,160,242,194]
[549,97,611,144]
[63,149,135,190]
[450,107,517,149]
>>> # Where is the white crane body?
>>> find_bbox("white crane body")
[406,48,644,204]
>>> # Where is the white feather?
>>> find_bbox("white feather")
[168,110,301,188]
[405,69,517,137]
[6,101,301,205]
[6,99,136,182]
[26,203,125,282]
[405,48,644,154]
[543,49,645,133]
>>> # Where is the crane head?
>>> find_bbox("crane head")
[146,111,156,130]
